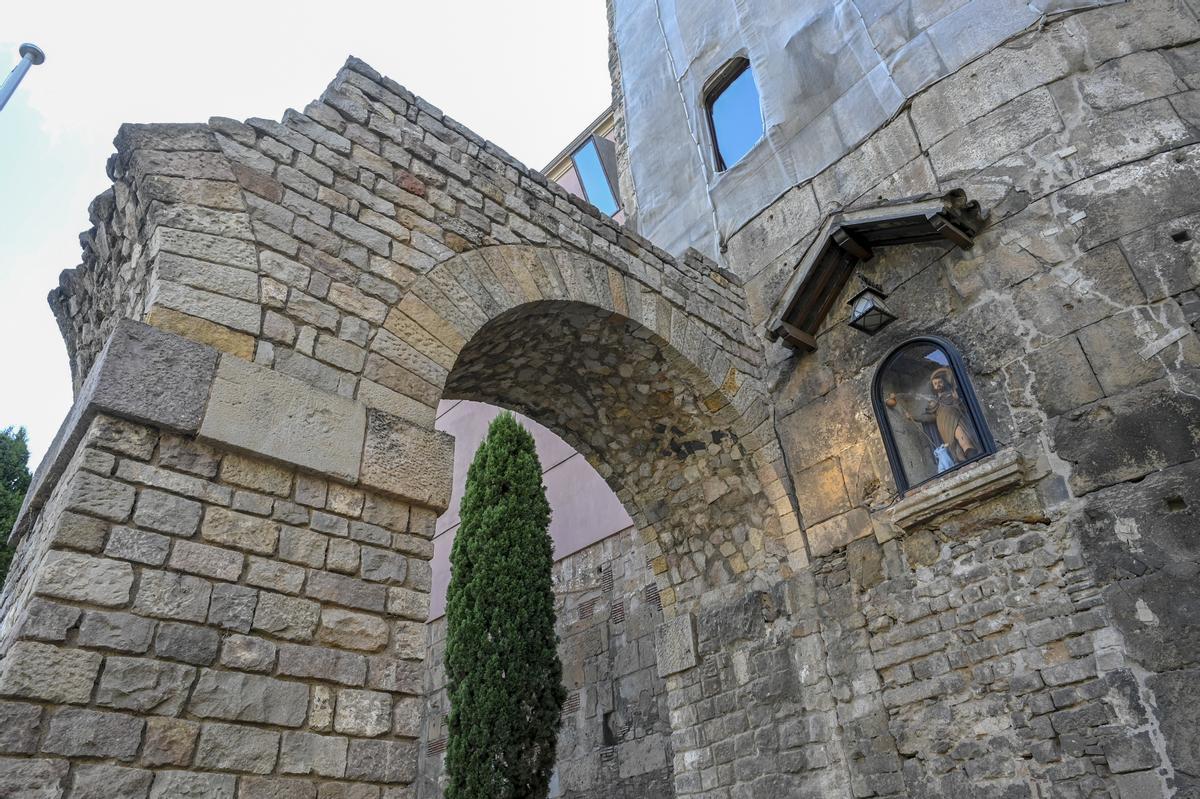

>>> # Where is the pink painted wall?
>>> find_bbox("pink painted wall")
[428,400,634,619]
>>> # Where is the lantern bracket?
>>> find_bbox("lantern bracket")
[766,190,984,352]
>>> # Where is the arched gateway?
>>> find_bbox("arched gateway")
[7,3,1200,791]
[0,59,801,797]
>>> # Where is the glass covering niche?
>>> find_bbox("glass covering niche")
[873,338,994,493]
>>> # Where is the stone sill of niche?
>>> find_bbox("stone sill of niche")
[873,448,1025,540]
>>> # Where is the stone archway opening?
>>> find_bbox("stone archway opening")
[441,298,786,609]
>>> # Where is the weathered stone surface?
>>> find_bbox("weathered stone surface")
[358,409,454,511]
[806,507,874,557]
[0,758,69,799]
[280,731,350,778]
[105,525,171,564]
[656,613,697,677]
[158,434,222,477]
[305,571,387,613]
[239,777,319,799]
[280,525,329,567]
[71,764,154,799]
[43,707,144,758]
[202,506,281,554]
[188,669,309,727]
[220,452,294,497]
[209,582,258,632]
[360,546,406,584]
[199,355,366,482]
[145,305,255,360]
[47,509,110,551]
[16,599,82,643]
[345,739,417,784]
[385,587,428,621]
[318,607,389,652]
[78,610,155,653]
[35,550,133,606]
[246,556,307,594]
[62,471,136,522]
[220,633,278,673]
[149,770,236,799]
[194,722,280,774]
[253,591,321,641]
[133,488,203,536]
[169,539,244,581]
[155,621,221,665]
[134,570,213,622]
[141,717,200,767]
[0,702,42,754]
[327,539,361,573]
[1053,377,1200,494]
[0,642,101,704]
[334,689,392,737]
[278,643,367,687]
[96,656,196,715]
[89,320,220,432]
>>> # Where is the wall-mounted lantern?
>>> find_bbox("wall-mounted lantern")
[766,191,983,352]
[847,278,897,336]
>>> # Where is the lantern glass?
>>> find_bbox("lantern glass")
[847,288,897,335]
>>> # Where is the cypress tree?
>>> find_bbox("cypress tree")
[444,412,565,799]
[0,427,32,586]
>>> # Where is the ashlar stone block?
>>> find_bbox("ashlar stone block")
[141,717,200,767]
[194,722,280,774]
[0,642,101,705]
[43,707,145,759]
[199,355,366,483]
[35,550,134,606]
[656,613,698,677]
[358,409,454,512]
[188,669,308,727]
[334,689,392,737]
[202,506,281,555]
[134,570,213,622]
[318,607,389,652]
[133,488,203,536]
[72,764,154,799]
[149,770,236,799]
[253,592,321,641]
[279,730,349,778]
[96,656,196,715]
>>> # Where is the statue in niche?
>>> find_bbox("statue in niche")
[885,366,980,474]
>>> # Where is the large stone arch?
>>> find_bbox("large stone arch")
[0,56,807,798]
[406,244,792,607]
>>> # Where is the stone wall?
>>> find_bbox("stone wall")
[658,0,1200,796]
[0,410,431,797]
[418,526,673,799]
[9,1,1200,796]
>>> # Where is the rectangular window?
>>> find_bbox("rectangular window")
[705,59,764,171]
[571,137,620,217]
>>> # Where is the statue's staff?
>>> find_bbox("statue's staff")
[0,44,45,113]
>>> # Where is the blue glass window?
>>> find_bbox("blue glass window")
[706,60,763,170]
[572,138,619,217]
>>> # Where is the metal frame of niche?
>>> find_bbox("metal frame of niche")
[871,335,997,495]
[767,190,986,351]
[703,55,756,172]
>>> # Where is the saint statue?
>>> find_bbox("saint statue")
[885,366,981,473]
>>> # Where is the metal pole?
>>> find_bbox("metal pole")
[0,44,46,113]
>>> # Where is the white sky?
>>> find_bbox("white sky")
[0,1,612,467]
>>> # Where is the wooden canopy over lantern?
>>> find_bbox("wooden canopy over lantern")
[766,190,985,351]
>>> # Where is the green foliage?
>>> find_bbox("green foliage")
[0,427,32,585]
[444,413,565,799]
